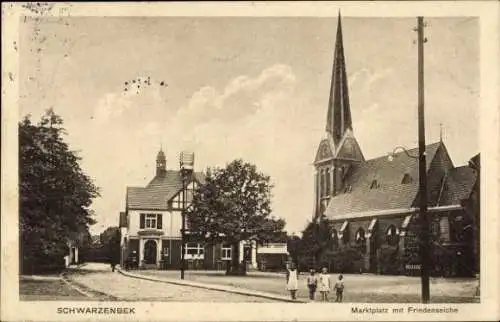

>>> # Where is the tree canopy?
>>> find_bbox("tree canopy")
[19,109,99,273]
[186,159,285,274]
[297,216,333,269]
[186,159,285,244]
[100,226,121,264]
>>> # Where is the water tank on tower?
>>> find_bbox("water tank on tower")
[180,151,195,172]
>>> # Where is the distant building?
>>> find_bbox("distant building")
[119,150,258,270]
[256,242,288,271]
[312,15,479,277]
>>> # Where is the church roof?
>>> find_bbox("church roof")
[437,166,478,206]
[126,170,205,210]
[325,142,443,219]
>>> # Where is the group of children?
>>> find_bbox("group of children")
[286,264,344,302]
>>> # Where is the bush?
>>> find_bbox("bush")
[378,245,402,275]
[21,253,66,275]
[323,245,363,273]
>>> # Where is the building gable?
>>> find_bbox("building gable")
[334,129,365,162]
[127,171,205,210]
[314,138,335,164]
[413,142,454,207]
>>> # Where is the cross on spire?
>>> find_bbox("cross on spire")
[325,12,353,146]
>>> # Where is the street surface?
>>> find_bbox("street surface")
[66,263,276,302]
[20,262,479,303]
[139,269,479,303]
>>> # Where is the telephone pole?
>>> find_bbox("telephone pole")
[417,16,431,304]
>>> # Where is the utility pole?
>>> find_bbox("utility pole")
[417,16,431,304]
[180,175,186,280]
[179,151,194,280]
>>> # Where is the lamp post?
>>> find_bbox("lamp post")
[180,151,195,280]
[386,17,430,304]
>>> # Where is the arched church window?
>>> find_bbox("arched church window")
[319,169,325,197]
[331,229,339,249]
[385,225,399,246]
[355,228,367,253]
[326,168,331,196]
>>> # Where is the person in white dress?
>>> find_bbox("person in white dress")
[286,263,299,300]
[317,267,331,302]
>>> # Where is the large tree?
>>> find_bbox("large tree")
[19,109,99,274]
[297,216,332,270]
[100,226,121,265]
[186,159,285,275]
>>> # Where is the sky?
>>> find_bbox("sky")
[18,16,479,235]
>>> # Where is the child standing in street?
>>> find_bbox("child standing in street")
[334,274,345,302]
[306,268,318,301]
[317,267,331,302]
[286,263,299,300]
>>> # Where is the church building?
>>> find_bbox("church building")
[313,15,480,277]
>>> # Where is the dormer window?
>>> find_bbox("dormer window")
[370,180,379,189]
[401,173,412,184]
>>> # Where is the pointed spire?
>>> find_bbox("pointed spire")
[439,123,443,142]
[325,12,353,146]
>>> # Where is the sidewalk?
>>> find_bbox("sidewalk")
[117,268,306,303]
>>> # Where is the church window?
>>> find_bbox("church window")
[370,180,379,189]
[331,230,339,249]
[402,173,412,184]
[340,221,350,244]
[430,217,440,240]
[319,170,325,197]
[326,168,331,195]
[355,228,367,253]
[439,217,450,241]
[385,225,399,246]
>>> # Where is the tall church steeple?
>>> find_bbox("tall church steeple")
[312,13,364,220]
[326,12,353,146]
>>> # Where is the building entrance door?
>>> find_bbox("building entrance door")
[144,240,157,265]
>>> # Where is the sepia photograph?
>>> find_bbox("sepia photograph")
[2,1,499,321]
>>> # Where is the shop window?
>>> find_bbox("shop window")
[185,242,204,259]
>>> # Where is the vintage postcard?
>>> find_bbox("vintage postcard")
[1,1,499,321]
